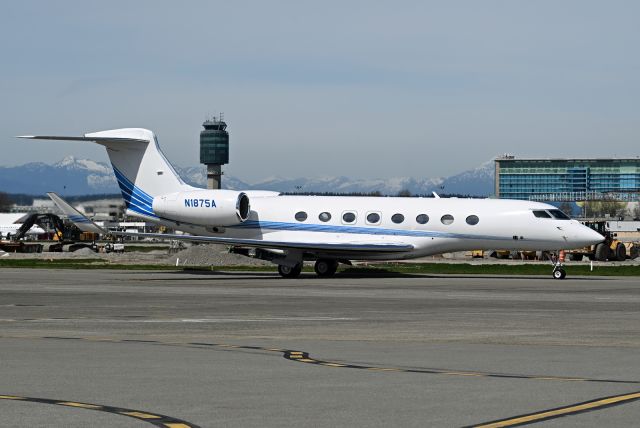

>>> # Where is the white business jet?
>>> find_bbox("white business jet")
[19,128,603,279]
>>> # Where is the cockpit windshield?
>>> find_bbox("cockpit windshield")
[548,209,571,220]
[533,210,552,218]
[532,209,571,220]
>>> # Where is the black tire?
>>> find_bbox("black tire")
[553,268,566,280]
[594,243,609,262]
[613,243,626,261]
[278,263,302,278]
[314,259,338,277]
[568,253,583,262]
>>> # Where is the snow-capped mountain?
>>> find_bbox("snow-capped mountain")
[0,157,117,195]
[0,157,495,196]
[53,156,112,174]
[245,175,446,195]
[436,160,495,196]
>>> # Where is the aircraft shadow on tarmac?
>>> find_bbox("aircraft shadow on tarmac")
[133,269,609,281]
[135,269,416,280]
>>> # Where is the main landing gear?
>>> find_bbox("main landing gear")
[313,259,339,277]
[276,259,340,278]
[277,263,302,278]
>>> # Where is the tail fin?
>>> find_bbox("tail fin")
[19,128,194,219]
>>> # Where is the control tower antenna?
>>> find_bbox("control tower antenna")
[200,113,229,189]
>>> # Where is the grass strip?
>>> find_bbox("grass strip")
[1,259,640,276]
[340,263,640,276]
[0,259,175,270]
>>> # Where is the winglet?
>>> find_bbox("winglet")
[47,192,106,234]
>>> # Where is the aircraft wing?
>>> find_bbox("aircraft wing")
[44,193,412,254]
[47,192,107,234]
[114,231,414,253]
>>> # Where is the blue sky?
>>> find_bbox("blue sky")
[1,1,639,181]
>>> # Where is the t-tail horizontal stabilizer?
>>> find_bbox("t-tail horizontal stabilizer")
[18,128,189,200]
[47,193,106,235]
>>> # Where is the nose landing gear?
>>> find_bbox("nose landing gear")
[550,251,567,280]
[552,266,566,280]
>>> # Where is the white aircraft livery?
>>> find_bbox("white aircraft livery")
[19,128,603,279]
[0,224,45,239]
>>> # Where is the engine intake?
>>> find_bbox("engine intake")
[153,189,251,226]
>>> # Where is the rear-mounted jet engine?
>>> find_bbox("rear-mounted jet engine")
[153,190,250,226]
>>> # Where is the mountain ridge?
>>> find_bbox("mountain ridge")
[0,156,495,197]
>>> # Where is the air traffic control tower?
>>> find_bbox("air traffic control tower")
[200,115,229,189]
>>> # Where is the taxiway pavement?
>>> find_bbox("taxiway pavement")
[1,269,639,427]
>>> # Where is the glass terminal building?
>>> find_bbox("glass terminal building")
[495,157,640,201]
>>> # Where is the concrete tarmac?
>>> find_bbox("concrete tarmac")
[1,268,639,427]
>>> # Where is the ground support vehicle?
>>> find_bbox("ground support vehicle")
[566,220,626,262]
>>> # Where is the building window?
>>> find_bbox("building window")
[416,214,429,224]
[295,211,307,222]
[391,214,405,224]
[318,212,331,222]
[441,214,454,225]
[342,211,356,224]
[465,215,479,225]
[366,212,381,224]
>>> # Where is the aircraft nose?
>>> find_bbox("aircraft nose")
[578,225,605,246]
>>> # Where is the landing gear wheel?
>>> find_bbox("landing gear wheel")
[314,259,339,277]
[278,263,302,278]
[553,268,566,280]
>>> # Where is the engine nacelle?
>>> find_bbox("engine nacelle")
[152,189,250,226]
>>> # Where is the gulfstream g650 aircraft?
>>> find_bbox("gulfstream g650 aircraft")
[20,128,603,279]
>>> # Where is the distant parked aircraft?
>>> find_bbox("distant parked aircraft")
[0,214,45,239]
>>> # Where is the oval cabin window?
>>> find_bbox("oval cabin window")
[391,214,405,224]
[318,212,331,222]
[416,214,429,224]
[441,214,454,225]
[366,212,381,224]
[466,215,479,225]
[295,211,307,222]
[342,212,356,224]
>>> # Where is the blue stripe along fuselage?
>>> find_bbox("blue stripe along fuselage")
[229,220,526,242]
